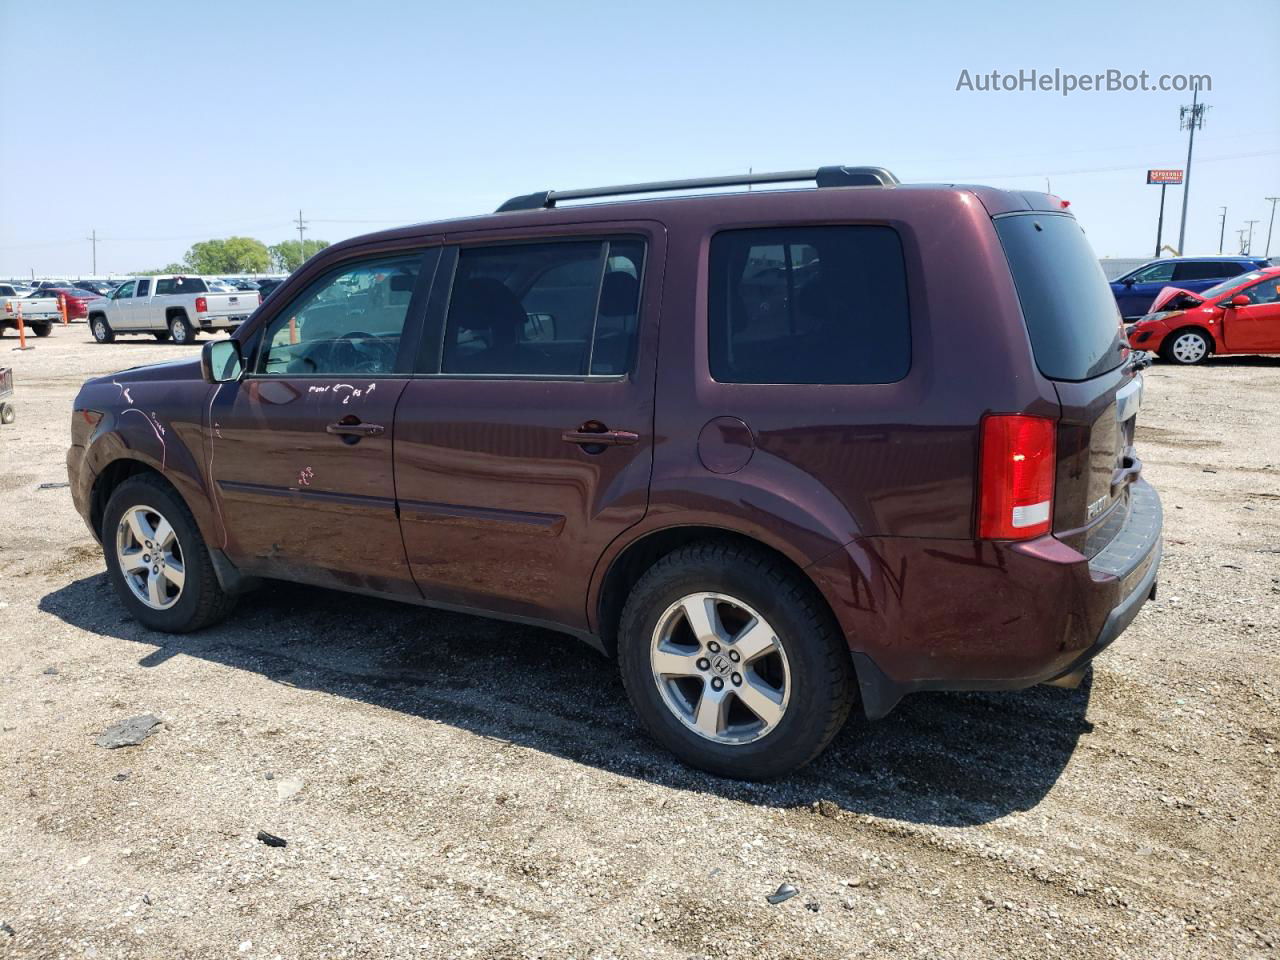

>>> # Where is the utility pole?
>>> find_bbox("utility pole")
[294,209,308,258]
[87,229,97,275]
[1265,197,1279,258]
[1176,83,1207,256]
[1235,228,1248,255]
[1217,207,1227,255]
[1242,220,1259,256]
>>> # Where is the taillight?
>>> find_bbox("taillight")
[195,296,208,313]
[978,414,1056,540]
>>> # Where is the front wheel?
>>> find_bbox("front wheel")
[1161,329,1210,365]
[168,314,195,344]
[617,541,854,780]
[102,475,236,632]
[91,315,114,343]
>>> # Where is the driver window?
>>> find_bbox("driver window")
[1131,262,1174,283]
[115,280,136,299]
[256,254,422,376]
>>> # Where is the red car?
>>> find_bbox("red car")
[30,285,102,321]
[1127,266,1280,364]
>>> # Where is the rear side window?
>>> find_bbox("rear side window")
[994,214,1124,382]
[1174,261,1240,282]
[155,277,208,295]
[441,237,645,377]
[708,226,910,384]
[136,279,150,296]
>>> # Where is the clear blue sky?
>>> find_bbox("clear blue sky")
[1,0,1277,277]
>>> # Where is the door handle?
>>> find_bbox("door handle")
[562,425,640,448]
[327,419,384,439]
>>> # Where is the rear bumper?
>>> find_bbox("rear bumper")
[812,480,1163,719]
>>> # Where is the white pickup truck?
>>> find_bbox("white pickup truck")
[0,283,60,338]
[86,275,259,344]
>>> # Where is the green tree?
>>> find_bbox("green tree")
[269,238,330,273]
[134,263,188,276]
[182,236,271,274]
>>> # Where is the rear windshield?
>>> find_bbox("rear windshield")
[994,213,1125,382]
[155,276,208,295]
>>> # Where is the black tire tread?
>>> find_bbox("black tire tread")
[617,539,854,778]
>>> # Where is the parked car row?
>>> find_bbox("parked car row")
[1109,256,1271,320]
[1126,266,1280,363]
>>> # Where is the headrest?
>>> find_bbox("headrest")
[599,272,639,316]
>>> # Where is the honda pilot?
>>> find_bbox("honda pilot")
[68,165,1162,779]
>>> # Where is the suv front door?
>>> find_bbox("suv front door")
[394,225,663,630]
[1115,261,1174,319]
[208,247,439,595]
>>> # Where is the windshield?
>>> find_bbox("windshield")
[1200,271,1265,302]
[995,213,1126,382]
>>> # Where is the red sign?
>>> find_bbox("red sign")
[1147,169,1184,185]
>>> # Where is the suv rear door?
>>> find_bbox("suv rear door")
[393,223,664,631]
[208,246,439,595]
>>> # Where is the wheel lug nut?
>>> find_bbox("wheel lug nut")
[731,673,742,686]
[711,677,724,691]
[696,658,710,671]
[729,649,740,662]
[707,641,720,653]
[152,566,158,574]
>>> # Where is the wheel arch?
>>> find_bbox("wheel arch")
[592,523,840,658]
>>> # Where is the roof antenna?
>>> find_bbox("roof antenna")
[748,167,752,192]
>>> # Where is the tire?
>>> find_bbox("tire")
[101,474,236,632]
[91,315,114,343]
[152,331,171,342]
[1160,328,1210,365]
[617,540,854,780]
[32,322,51,338]
[168,314,195,344]
[0,402,14,425]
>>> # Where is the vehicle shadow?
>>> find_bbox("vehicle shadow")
[1199,354,1280,368]
[39,573,1093,827]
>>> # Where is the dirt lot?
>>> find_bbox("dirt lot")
[1,327,1277,960]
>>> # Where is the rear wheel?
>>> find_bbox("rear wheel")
[0,402,14,424]
[91,315,114,343]
[168,314,194,344]
[617,541,854,780]
[1162,329,1210,365]
[32,322,51,337]
[102,475,236,632]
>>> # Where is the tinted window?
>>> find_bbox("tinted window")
[155,276,207,295]
[1200,270,1263,301]
[1174,261,1240,282]
[1129,262,1174,283]
[257,254,424,376]
[136,279,150,296]
[441,238,644,376]
[114,280,136,299]
[708,226,909,384]
[994,213,1124,382]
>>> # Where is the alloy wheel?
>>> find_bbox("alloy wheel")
[649,592,791,745]
[115,504,185,610]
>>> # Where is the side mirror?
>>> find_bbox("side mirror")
[201,338,244,383]
[1228,294,1250,307]
[1122,278,1136,286]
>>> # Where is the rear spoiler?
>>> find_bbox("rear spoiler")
[1150,285,1203,313]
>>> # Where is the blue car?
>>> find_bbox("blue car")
[1111,256,1270,320]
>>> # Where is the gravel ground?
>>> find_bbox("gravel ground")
[1,328,1277,960]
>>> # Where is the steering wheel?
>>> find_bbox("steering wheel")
[328,330,392,373]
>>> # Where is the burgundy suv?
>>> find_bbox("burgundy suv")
[68,166,1162,779]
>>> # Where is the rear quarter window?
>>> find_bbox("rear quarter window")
[994,213,1125,382]
[708,225,910,384]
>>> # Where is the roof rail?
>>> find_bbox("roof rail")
[495,165,900,213]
